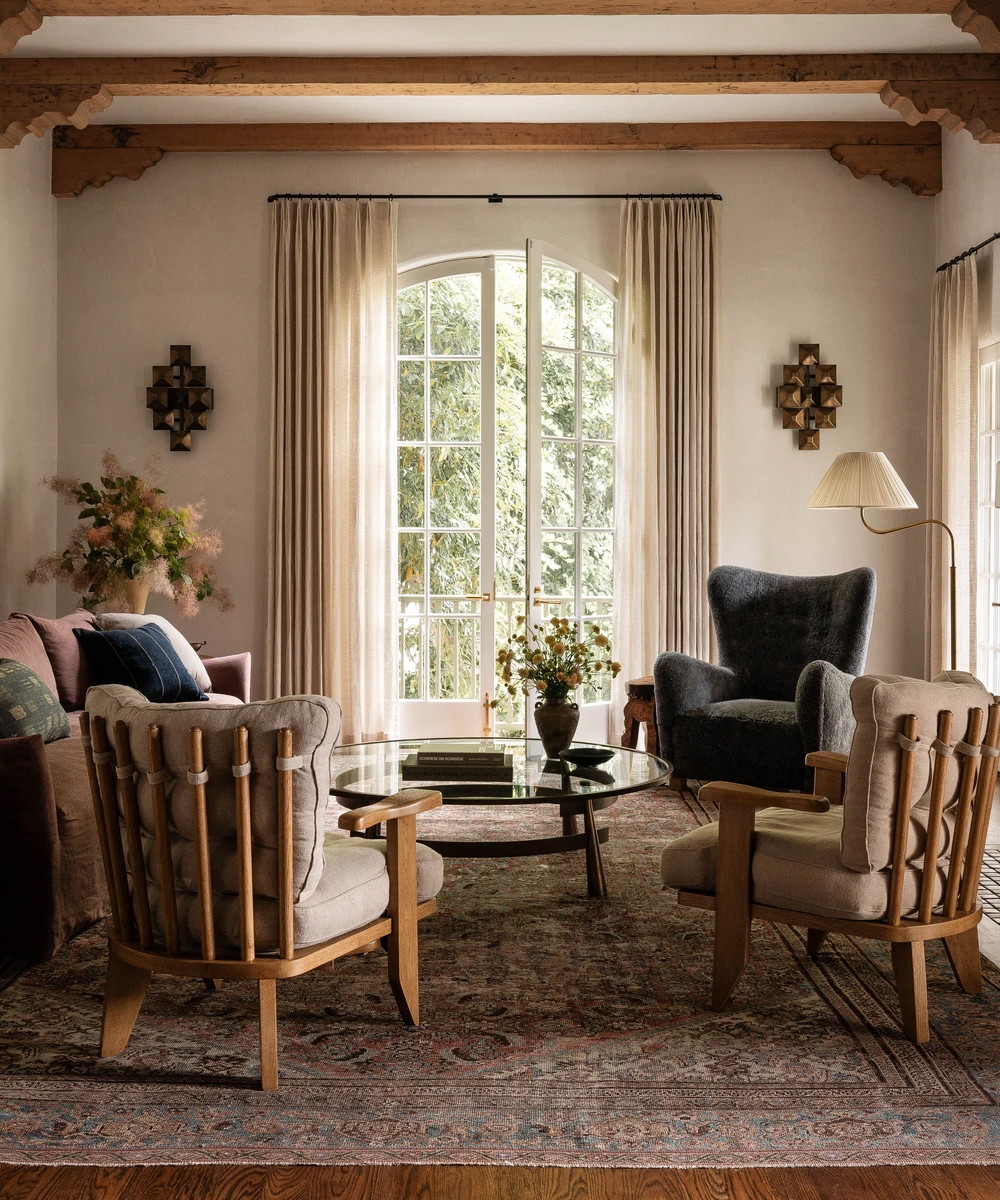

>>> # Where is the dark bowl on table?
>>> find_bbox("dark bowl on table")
[559,746,615,770]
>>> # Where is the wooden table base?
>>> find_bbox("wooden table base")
[621,676,658,757]
[421,826,611,898]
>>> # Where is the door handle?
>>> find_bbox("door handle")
[532,586,563,607]
[465,592,491,602]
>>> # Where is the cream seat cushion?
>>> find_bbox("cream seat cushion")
[661,806,942,923]
[295,836,443,948]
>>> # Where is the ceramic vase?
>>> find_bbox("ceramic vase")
[533,699,580,759]
[122,579,149,615]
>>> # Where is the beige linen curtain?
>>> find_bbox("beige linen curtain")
[926,257,978,678]
[613,198,720,690]
[268,198,397,741]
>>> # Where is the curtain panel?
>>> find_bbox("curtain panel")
[268,198,398,742]
[926,257,978,678]
[613,198,720,691]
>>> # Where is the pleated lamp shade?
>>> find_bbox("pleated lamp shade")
[807,451,918,510]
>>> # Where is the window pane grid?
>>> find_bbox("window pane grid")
[397,256,616,727]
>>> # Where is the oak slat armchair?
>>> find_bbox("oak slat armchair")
[660,672,999,1042]
[82,684,444,1089]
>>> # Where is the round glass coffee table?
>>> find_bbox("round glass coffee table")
[329,737,671,898]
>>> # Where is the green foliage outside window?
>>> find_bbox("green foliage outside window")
[396,258,616,722]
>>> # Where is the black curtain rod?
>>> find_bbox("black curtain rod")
[937,229,1000,273]
[267,191,722,203]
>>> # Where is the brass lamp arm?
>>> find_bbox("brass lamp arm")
[859,507,957,672]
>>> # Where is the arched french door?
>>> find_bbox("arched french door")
[395,243,617,740]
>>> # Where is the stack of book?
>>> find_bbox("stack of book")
[400,742,514,783]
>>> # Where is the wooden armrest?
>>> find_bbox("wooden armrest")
[804,751,849,774]
[337,788,443,832]
[699,781,830,814]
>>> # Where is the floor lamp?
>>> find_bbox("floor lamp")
[807,450,957,672]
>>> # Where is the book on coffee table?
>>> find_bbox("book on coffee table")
[401,752,514,782]
[415,742,508,766]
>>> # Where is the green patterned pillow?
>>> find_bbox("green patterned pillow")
[0,658,71,743]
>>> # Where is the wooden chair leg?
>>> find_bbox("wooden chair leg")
[806,929,828,959]
[891,941,930,1043]
[944,928,983,995]
[258,979,279,1091]
[711,805,755,1011]
[669,775,687,792]
[712,908,751,1011]
[100,952,151,1058]
[386,813,420,1026]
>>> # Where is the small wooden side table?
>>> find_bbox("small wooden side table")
[620,676,658,757]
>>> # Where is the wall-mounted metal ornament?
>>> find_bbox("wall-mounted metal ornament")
[146,344,214,451]
[775,343,843,450]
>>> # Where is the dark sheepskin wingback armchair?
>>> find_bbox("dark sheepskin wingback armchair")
[654,565,877,791]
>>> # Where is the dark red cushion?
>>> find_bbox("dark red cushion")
[0,614,57,696]
[17,611,97,711]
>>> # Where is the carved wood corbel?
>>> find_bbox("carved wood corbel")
[951,1,1000,51]
[829,142,943,195]
[0,1,40,55]
[0,83,112,148]
[51,144,164,198]
[880,80,1000,143]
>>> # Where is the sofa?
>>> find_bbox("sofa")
[0,609,251,959]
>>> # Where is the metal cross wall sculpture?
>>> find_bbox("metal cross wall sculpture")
[146,344,214,451]
[775,343,843,450]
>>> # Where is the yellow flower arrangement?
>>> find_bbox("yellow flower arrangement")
[494,615,621,705]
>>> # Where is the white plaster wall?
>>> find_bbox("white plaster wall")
[0,134,58,617]
[57,149,934,688]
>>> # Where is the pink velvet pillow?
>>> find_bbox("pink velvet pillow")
[0,614,58,696]
[17,611,97,711]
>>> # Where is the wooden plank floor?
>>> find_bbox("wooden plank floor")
[2,1164,1000,1199]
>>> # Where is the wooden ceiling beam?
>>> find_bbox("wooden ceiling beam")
[5,4,998,57]
[1,51,994,91]
[15,1,967,14]
[49,119,943,197]
[4,54,994,146]
[53,117,942,151]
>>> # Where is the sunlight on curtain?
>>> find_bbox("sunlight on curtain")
[927,258,978,678]
[614,198,720,694]
[268,198,398,741]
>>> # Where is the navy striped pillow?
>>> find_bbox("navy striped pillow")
[74,624,208,703]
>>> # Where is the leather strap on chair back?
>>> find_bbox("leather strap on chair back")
[82,685,342,956]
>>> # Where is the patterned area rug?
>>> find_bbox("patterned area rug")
[2,786,1000,1167]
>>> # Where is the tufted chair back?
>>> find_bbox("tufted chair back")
[841,673,995,878]
[708,564,876,701]
[84,685,341,956]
